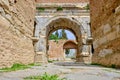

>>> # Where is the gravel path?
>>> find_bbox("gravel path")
[0,62,120,80]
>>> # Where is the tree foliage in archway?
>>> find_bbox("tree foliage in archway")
[65,49,70,57]
[49,29,68,41]
[55,30,59,38]
[49,34,59,41]
[59,29,68,39]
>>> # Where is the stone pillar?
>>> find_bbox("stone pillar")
[82,45,92,64]
[34,36,48,63]
[76,42,84,62]
[34,17,48,63]
[35,52,47,63]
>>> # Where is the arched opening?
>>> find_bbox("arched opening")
[47,29,77,61]
[46,17,83,62]
[63,40,77,61]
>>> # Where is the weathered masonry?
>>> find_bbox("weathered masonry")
[90,0,120,67]
[1,0,119,68]
[34,2,92,63]
[0,0,35,68]
[48,40,77,61]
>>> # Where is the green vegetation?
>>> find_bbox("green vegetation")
[0,63,40,72]
[49,29,68,41]
[65,49,70,57]
[37,7,45,12]
[57,7,63,11]
[49,34,59,43]
[84,4,90,10]
[24,72,67,80]
[55,30,59,38]
[59,29,68,39]
[48,60,54,63]
[48,60,57,63]
[49,34,59,40]
[91,63,102,66]
[110,64,116,68]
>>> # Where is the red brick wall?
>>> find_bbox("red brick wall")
[48,40,66,60]
[48,40,77,60]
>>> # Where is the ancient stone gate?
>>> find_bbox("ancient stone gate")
[33,3,92,63]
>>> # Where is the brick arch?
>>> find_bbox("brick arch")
[46,16,83,61]
[63,40,77,49]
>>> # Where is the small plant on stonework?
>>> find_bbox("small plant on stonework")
[57,7,63,11]
[37,7,45,12]
[110,64,116,68]
[84,4,90,10]
[91,63,101,66]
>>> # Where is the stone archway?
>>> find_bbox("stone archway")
[34,16,89,63]
[46,16,83,62]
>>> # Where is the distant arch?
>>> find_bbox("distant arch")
[63,40,77,49]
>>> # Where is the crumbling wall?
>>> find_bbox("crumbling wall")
[0,0,35,68]
[35,0,89,3]
[90,0,120,67]
[48,40,66,61]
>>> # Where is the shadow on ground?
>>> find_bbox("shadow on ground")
[54,61,100,67]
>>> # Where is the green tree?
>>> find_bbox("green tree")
[49,34,58,42]
[65,49,70,57]
[55,31,59,38]
[60,29,68,39]
[49,29,68,41]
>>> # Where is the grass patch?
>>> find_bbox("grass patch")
[48,60,54,63]
[48,60,57,63]
[0,63,41,72]
[28,63,41,66]
[24,72,67,80]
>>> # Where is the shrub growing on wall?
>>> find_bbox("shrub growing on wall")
[57,7,63,11]
[37,7,45,12]
[84,4,90,10]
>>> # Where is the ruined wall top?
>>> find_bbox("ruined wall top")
[35,0,89,3]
